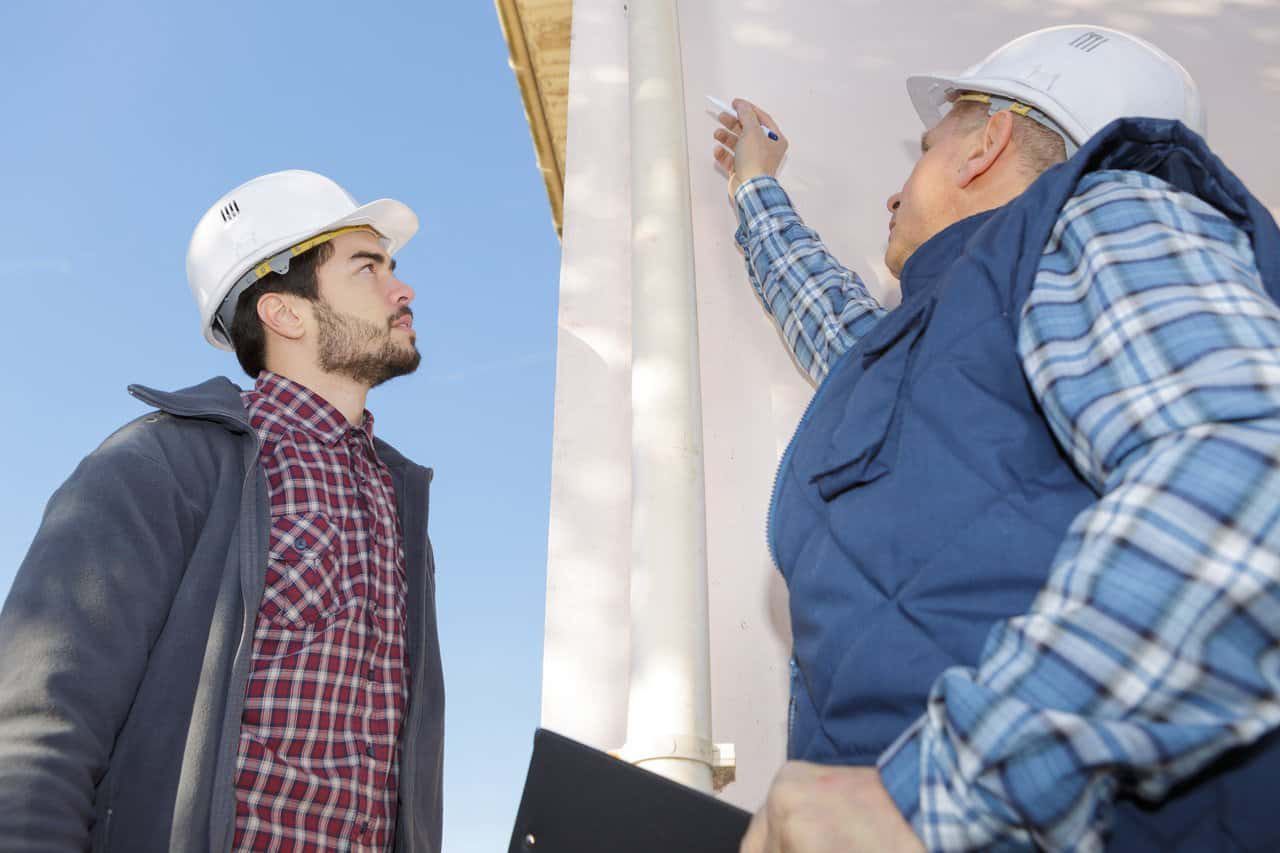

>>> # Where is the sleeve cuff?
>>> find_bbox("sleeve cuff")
[878,720,925,829]
[733,175,799,249]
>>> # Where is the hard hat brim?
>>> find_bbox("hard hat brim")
[323,197,420,258]
[905,73,1088,148]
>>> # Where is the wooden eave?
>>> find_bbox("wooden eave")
[495,0,571,238]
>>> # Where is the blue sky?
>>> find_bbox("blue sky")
[0,2,558,849]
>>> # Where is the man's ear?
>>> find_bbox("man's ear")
[256,292,307,342]
[956,110,1015,189]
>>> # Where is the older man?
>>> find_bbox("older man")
[0,171,444,851]
[714,25,1280,852]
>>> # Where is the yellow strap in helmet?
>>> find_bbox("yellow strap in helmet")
[248,225,374,281]
[951,92,1077,156]
[214,225,379,344]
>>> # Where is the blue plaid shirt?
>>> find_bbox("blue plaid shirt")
[734,172,1280,851]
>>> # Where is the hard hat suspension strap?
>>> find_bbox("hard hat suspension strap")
[212,225,375,345]
[953,92,1079,158]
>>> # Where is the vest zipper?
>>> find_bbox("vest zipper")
[766,322,910,757]
[764,286,939,568]
[124,393,254,435]
[787,655,799,745]
[764,349,855,573]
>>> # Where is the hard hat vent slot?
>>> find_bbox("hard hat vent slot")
[1068,32,1109,53]
[220,200,241,224]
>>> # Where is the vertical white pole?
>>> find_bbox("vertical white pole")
[624,0,715,792]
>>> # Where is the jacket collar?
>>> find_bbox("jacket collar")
[126,376,424,478]
[128,376,252,432]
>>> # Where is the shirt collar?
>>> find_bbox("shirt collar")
[250,371,376,447]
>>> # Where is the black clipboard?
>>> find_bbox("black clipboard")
[508,728,752,852]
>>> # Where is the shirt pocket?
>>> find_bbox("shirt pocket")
[261,511,343,629]
[810,296,935,501]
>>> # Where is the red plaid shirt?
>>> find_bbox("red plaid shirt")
[233,372,410,852]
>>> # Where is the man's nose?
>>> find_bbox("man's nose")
[886,192,902,214]
[388,274,415,306]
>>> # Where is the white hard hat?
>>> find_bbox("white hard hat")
[906,25,1205,151]
[186,169,419,350]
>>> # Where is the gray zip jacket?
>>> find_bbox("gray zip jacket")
[0,377,445,852]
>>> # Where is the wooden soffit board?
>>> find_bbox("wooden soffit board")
[495,0,571,238]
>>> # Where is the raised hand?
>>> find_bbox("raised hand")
[712,98,788,197]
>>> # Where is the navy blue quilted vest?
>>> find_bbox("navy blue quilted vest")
[769,118,1280,850]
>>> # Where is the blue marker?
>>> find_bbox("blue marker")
[706,95,779,140]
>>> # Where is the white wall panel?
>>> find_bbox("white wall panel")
[544,0,1280,811]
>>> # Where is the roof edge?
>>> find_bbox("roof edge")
[495,0,566,238]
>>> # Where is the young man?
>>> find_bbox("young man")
[712,26,1280,852]
[0,170,444,852]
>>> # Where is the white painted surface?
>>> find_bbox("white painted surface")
[539,0,633,755]
[544,0,1280,813]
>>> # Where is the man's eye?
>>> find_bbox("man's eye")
[362,263,376,274]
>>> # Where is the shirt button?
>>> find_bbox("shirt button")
[360,820,370,835]
[366,742,376,758]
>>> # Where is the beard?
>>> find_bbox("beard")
[314,300,421,388]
